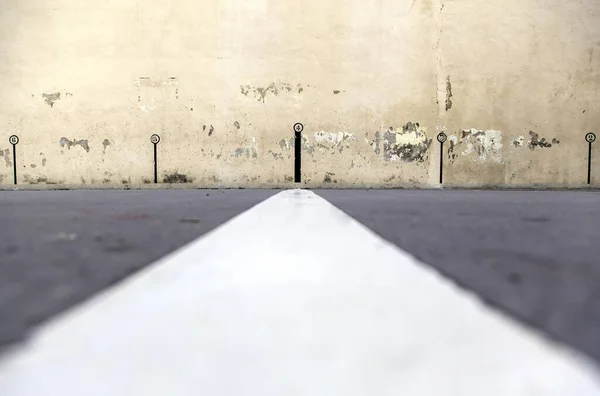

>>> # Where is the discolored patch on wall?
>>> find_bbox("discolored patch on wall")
[365,131,381,155]
[383,122,432,163]
[240,82,303,103]
[42,92,61,107]
[528,131,560,150]
[102,139,111,153]
[60,137,90,153]
[268,150,283,160]
[448,129,503,164]
[208,125,214,137]
[163,172,190,183]
[0,149,12,167]
[234,121,240,129]
[233,137,258,159]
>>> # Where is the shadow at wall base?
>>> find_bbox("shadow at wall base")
[0,183,599,191]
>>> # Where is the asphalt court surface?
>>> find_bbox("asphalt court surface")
[1,188,599,366]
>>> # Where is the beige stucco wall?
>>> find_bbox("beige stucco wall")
[0,0,599,188]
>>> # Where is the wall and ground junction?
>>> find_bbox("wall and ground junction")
[0,0,599,188]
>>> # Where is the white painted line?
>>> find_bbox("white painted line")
[1,189,599,395]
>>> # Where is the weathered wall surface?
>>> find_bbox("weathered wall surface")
[0,0,598,188]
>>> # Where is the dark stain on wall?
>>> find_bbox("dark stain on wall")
[42,93,61,107]
[60,137,90,152]
[234,121,240,129]
[164,172,190,183]
[445,76,453,111]
[448,138,457,161]
[383,122,432,163]
[528,131,559,150]
[324,172,336,183]
[209,125,214,137]
[102,139,111,153]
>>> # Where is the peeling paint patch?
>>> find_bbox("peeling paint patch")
[164,172,189,183]
[0,149,12,167]
[383,122,432,163]
[134,77,178,88]
[42,92,61,107]
[449,129,503,164]
[313,131,356,154]
[301,136,315,155]
[240,82,303,103]
[233,137,258,159]
[528,131,559,150]
[60,137,90,152]
[279,139,289,151]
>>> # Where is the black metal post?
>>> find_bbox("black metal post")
[439,141,444,184]
[293,123,304,183]
[153,143,158,184]
[588,141,592,185]
[12,144,17,185]
[295,132,301,183]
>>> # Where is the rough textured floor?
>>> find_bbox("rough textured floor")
[0,188,599,367]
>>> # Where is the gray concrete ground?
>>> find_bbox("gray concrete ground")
[0,189,278,351]
[318,189,600,365]
[0,189,599,366]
